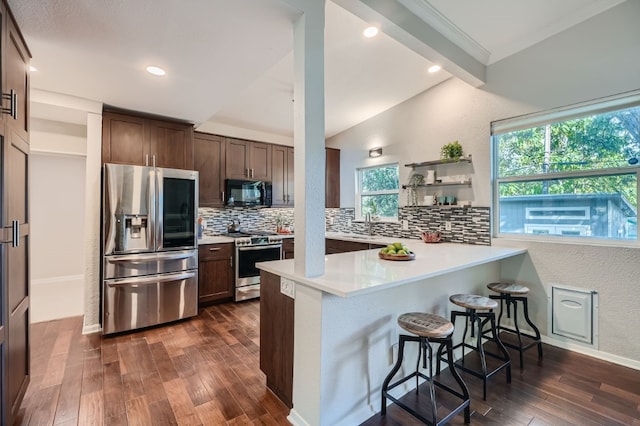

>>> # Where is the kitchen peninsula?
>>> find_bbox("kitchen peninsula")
[257,240,526,426]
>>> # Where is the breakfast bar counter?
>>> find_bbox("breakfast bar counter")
[257,242,526,426]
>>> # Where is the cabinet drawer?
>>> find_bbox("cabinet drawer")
[199,243,233,260]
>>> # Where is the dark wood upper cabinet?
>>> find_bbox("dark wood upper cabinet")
[147,118,194,170]
[225,138,272,181]
[102,109,194,170]
[4,11,30,142]
[325,147,340,208]
[272,145,294,207]
[194,132,226,207]
[102,111,146,166]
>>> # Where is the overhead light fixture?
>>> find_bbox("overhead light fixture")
[369,147,382,158]
[29,65,37,72]
[146,65,166,76]
[363,26,379,38]
[427,65,442,73]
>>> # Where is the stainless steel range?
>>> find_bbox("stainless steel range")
[226,231,282,301]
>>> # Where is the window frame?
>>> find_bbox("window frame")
[491,90,640,245]
[355,162,400,222]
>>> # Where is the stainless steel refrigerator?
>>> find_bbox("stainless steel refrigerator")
[102,163,199,335]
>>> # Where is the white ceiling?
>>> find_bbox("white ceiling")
[9,0,626,141]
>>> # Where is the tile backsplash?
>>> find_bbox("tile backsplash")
[199,206,490,245]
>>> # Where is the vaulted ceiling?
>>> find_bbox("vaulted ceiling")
[10,0,626,140]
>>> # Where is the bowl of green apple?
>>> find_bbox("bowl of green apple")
[378,242,416,261]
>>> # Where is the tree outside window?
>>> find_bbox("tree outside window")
[493,98,639,241]
[357,164,399,220]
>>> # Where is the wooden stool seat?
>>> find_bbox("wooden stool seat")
[487,282,530,295]
[450,294,498,310]
[398,312,454,339]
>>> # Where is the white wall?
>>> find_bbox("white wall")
[30,148,86,322]
[327,1,640,366]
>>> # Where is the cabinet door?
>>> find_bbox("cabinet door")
[249,141,272,181]
[102,112,147,165]
[2,129,30,426]
[194,133,226,207]
[148,119,194,170]
[286,147,294,205]
[198,244,233,304]
[4,14,30,143]
[271,145,287,206]
[282,239,294,259]
[225,138,251,179]
[325,148,340,208]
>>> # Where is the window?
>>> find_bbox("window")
[356,163,399,220]
[492,91,639,242]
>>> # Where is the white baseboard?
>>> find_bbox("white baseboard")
[287,409,313,426]
[31,275,84,323]
[542,335,640,371]
[82,323,102,335]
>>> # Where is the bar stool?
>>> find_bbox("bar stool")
[439,294,511,400]
[487,282,543,368]
[381,312,470,425]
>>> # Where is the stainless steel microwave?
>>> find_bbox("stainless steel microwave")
[225,179,272,207]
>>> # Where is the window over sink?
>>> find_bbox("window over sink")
[492,90,639,243]
[356,163,399,221]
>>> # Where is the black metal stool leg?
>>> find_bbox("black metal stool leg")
[473,310,489,400]
[510,298,525,368]
[444,339,470,424]
[490,313,511,384]
[381,335,407,414]
[520,296,543,359]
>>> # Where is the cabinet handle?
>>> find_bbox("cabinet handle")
[246,168,250,177]
[152,155,156,167]
[12,220,19,248]
[251,168,255,178]
[222,191,225,202]
[209,247,221,251]
[145,154,149,166]
[2,89,17,120]
[230,257,233,267]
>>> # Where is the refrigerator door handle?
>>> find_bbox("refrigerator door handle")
[106,271,196,287]
[12,220,19,247]
[106,251,195,263]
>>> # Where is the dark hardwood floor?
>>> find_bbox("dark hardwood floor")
[16,301,640,425]
[16,301,289,425]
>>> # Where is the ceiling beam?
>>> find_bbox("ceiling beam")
[332,0,486,87]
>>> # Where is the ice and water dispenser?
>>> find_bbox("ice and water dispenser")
[114,213,150,252]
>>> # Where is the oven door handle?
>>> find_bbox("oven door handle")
[106,271,196,287]
[237,245,282,252]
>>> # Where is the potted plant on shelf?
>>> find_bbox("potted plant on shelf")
[440,140,463,161]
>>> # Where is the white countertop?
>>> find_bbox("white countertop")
[257,242,526,297]
[198,235,234,245]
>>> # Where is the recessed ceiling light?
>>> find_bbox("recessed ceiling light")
[29,65,37,72]
[363,26,379,38]
[146,65,166,76]
[427,65,442,73]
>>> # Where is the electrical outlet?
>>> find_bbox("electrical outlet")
[445,221,452,231]
[347,218,352,227]
[328,217,334,225]
[391,343,399,365]
[402,220,409,230]
[280,278,295,299]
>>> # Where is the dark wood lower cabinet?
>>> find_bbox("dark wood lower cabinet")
[282,238,294,259]
[198,243,234,305]
[259,271,294,408]
[325,238,384,254]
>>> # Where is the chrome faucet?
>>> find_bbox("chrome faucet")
[365,212,373,236]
